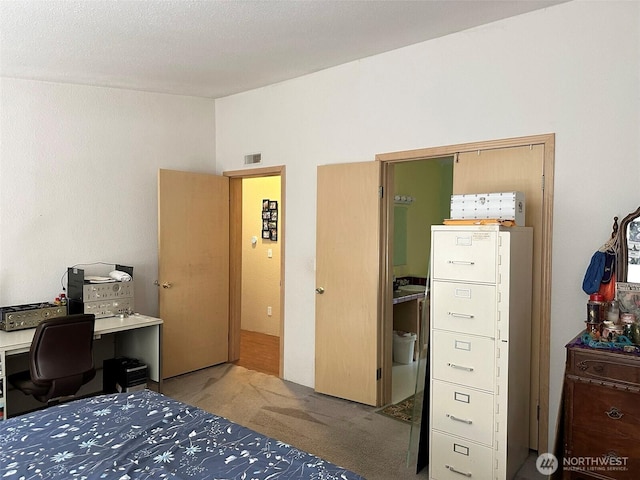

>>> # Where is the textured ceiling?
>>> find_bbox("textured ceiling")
[0,0,566,99]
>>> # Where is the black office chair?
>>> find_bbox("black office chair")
[9,314,96,404]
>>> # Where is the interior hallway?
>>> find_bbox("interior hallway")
[235,329,279,376]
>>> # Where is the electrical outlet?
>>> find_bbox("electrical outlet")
[267,306,272,316]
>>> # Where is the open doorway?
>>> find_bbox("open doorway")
[236,176,281,376]
[390,157,453,405]
[225,166,285,378]
[379,133,554,456]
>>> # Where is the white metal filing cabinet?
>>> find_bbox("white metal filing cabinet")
[429,225,533,480]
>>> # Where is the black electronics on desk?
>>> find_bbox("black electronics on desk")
[103,357,148,393]
[0,302,67,331]
[68,264,134,318]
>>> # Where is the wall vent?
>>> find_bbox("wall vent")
[244,153,262,165]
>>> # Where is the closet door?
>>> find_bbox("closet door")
[315,161,382,406]
[453,145,543,448]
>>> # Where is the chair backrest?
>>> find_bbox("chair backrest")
[30,313,96,400]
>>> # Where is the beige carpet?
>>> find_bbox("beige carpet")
[161,363,544,480]
[162,363,425,480]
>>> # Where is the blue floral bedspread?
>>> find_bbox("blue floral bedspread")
[0,389,365,479]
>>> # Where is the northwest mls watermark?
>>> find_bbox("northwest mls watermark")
[536,453,629,475]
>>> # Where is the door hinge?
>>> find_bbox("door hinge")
[378,186,383,198]
[541,174,545,191]
[537,403,540,420]
[376,368,382,380]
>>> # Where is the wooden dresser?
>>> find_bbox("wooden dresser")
[563,336,640,479]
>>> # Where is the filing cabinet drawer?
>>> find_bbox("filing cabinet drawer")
[432,330,495,391]
[431,230,497,283]
[430,430,493,480]
[431,281,496,337]
[431,380,494,445]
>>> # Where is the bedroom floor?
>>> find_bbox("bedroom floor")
[235,329,280,376]
[162,363,545,480]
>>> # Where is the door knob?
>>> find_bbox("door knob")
[162,282,172,289]
[315,287,325,294]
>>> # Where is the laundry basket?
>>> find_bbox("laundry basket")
[393,331,417,364]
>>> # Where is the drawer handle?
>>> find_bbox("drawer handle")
[448,260,475,266]
[577,360,604,373]
[447,414,473,425]
[449,312,475,319]
[605,407,624,420]
[448,363,474,372]
[446,465,472,477]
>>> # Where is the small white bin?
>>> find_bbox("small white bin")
[393,331,417,364]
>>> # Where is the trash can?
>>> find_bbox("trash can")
[393,331,417,364]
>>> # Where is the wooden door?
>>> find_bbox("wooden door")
[158,169,229,378]
[315,162,382,406]
[453,145,544,448]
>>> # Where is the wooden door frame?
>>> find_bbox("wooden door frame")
[376,133,555,453]
[224,165,286,378]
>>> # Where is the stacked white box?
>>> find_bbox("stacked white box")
[450,191,525,225]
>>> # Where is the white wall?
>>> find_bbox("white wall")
[0,79,216,314]
[215,0,640,449]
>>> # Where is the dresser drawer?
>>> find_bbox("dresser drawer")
[568,349,640,388]
[431,380,494,445]
[569,381,640,443]
[430,430,493,480]
[431,281,496,337]
[431,230,497,283]
[565,425,640,480]
[432,330,495,391]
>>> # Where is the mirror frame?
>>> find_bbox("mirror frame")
[618,206,640,283]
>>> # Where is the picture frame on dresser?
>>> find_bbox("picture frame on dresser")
[617,282,640,319]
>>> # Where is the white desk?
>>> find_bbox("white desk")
[0,314,163,419]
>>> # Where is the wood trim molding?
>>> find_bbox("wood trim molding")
[223,165,286,378]
[224,165,284,178]
[228,178,242,363]
[538,134,555,453]
[375,133,554,163]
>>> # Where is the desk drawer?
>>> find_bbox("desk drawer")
[432,330,495,391]
[431,281,496,337]
[430,430,493,480]
[431,380,494,445]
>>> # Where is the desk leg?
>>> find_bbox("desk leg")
[0,350,5,420]
[115,324,163,392]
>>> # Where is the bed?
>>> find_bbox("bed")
[0,389,365,479]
